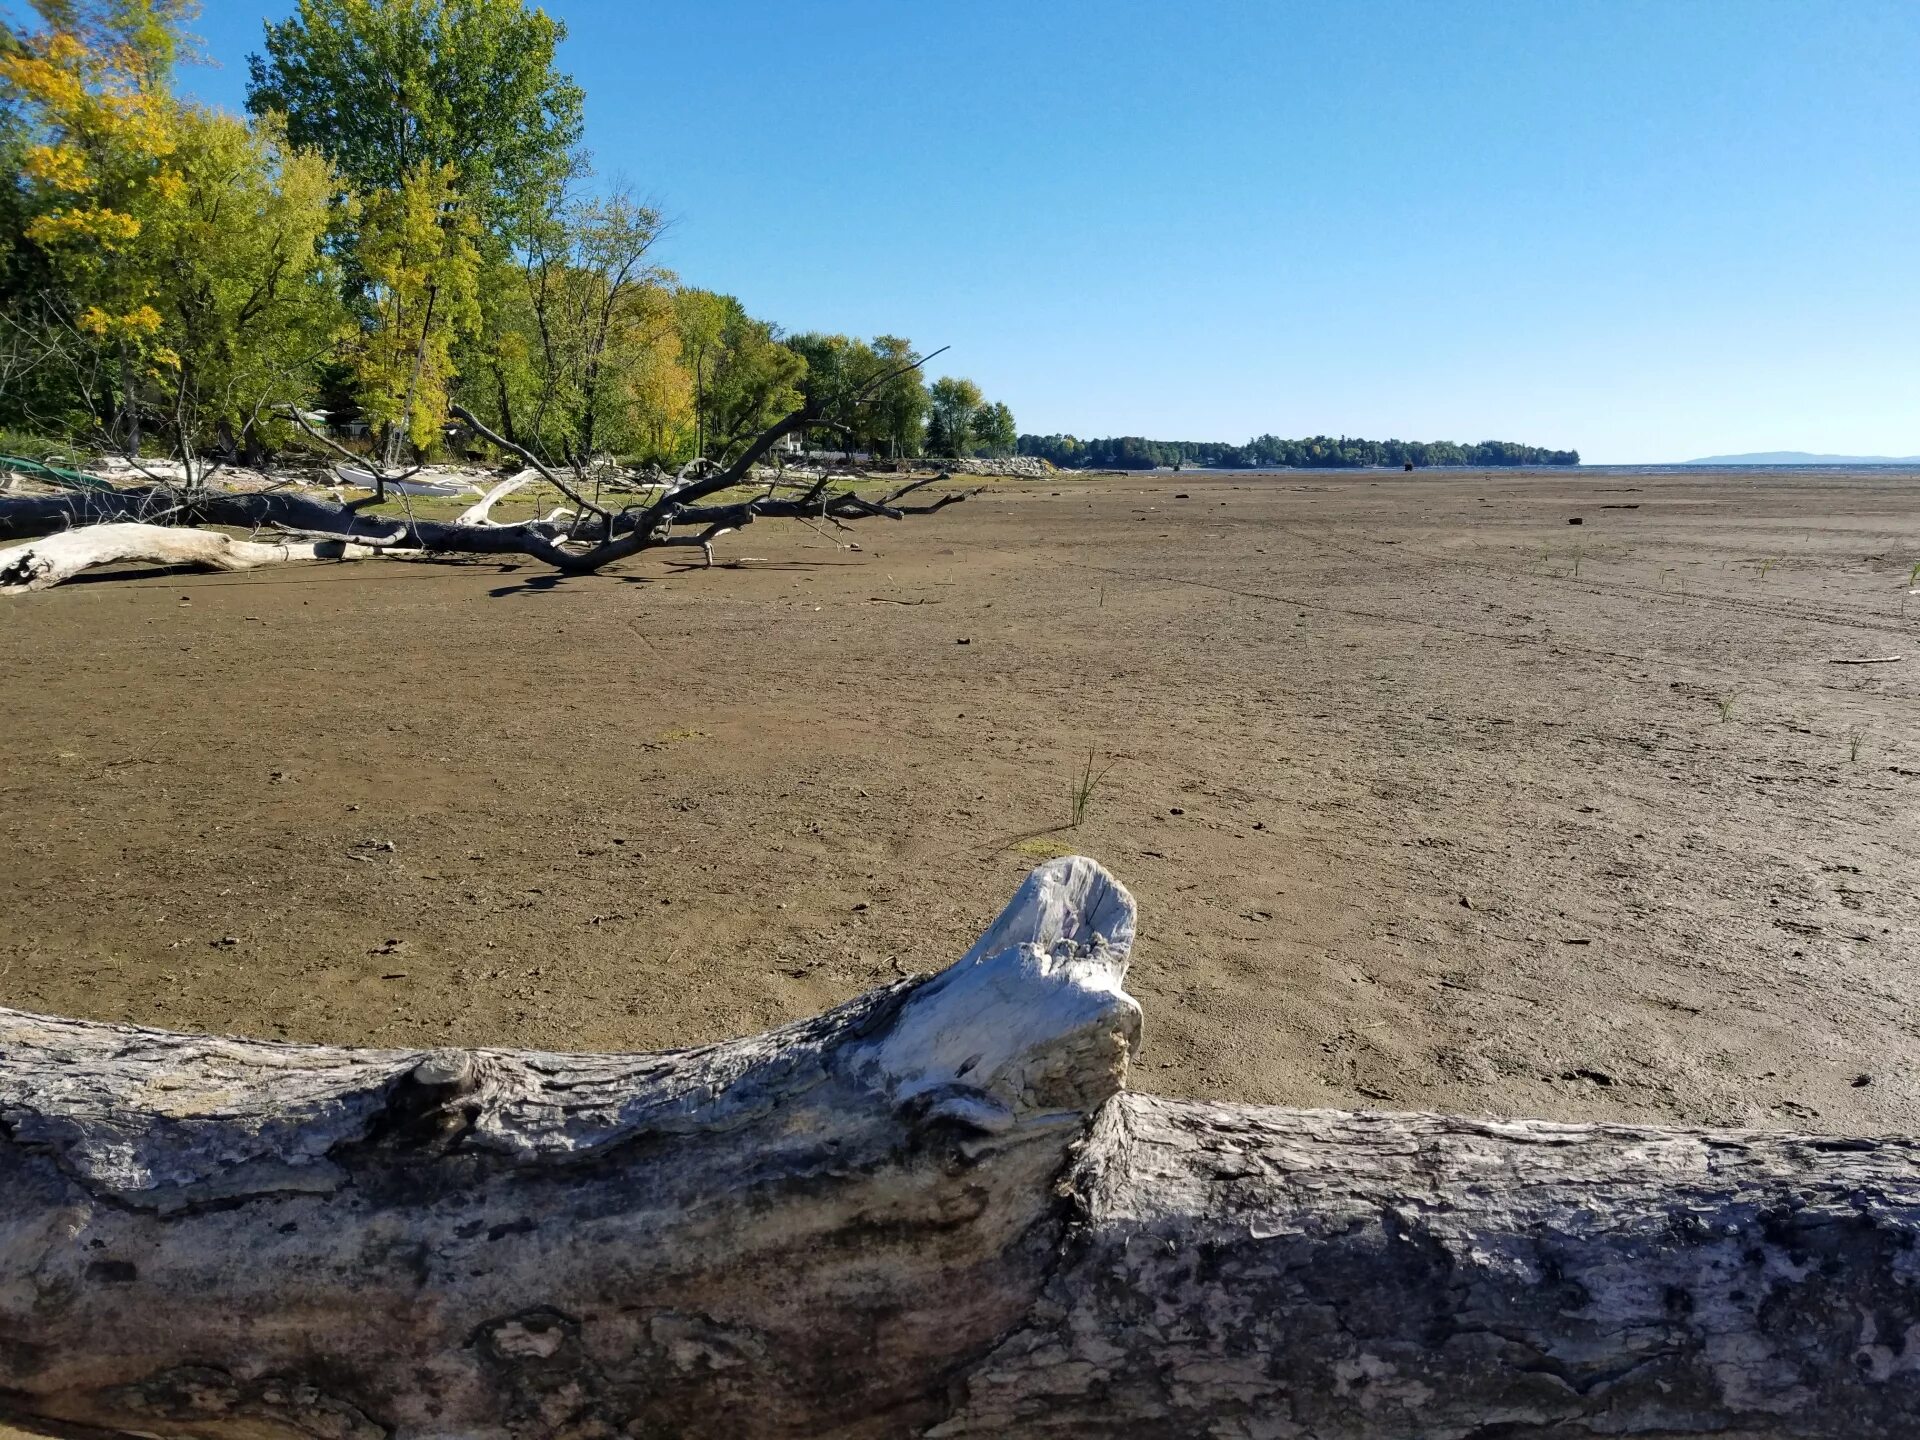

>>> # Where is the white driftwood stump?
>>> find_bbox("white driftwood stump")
[1,857,1916,1439]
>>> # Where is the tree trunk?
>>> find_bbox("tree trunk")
[118,339,140,459]
[0,461,968,590]
[1,859,1916,1439]
[0,523,395,592]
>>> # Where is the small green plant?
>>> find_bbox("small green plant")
[1848,726,1865,763]
[1068,749,1115,828]
[1569,546,1583,578]
[1715,695,1737,724]
[1756,555,1782,581]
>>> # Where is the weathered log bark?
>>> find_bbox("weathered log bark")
[0,523,396,592]
[0,484,471,547]
[2,858,1917,1439]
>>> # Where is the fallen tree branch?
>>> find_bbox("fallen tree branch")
[0,358,980,588]
[1,857,1916,1438]
[455,467,542,526]
[0,522,394,592]
[447,404,610,525]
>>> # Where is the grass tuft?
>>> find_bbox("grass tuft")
[1068,749,1115,828]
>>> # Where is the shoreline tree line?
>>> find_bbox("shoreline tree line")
[0,0,1016,473]
[1017,433,1579,470]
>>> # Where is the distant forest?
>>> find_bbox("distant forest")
[1016,434,1580,470]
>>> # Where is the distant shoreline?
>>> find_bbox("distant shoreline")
[1123,460,1920,475]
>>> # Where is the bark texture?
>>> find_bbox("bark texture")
[938,1096,1920,1439]
[0,523,393,592]
[1,858,1917,1439]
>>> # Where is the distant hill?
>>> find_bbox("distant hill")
[1685,450,1920,465]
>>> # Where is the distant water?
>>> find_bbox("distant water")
[1164,462,1920,477]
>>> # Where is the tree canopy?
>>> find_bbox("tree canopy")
[1017,433,1579,470]
[245,0,584,244]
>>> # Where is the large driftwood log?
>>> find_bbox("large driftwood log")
[0,523,398,592]
[2,858,1918,1439]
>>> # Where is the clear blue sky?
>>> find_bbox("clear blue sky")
[183,0,1920,463]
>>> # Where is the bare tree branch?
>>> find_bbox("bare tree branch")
[448,403,610,523]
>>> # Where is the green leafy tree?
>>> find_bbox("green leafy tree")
[672,288,803,464]
[469,188,685,469]
[140,107,343,472]
[350,160,480,462]
[973,399,1016,457]
[868,334,927,458]
[787,331,884,453]
[245,0,584,246]
[0,4,188,447]
[927,375,983,459]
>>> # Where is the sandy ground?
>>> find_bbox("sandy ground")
[2,467,1916,1134]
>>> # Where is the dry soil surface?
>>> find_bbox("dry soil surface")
[2,467,1916,1134]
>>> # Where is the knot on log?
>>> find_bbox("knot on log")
[853,856,1141,1131]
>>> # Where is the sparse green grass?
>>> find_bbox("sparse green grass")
[1848,726,1865,763]
[1756,555,1783,581]
[1715,694,1737,724]
[1068,749,1115,828]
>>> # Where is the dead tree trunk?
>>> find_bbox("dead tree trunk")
[0,470,970,592]
[2,858,1917,1439]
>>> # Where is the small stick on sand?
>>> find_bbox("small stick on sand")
[1828,655,1902,665]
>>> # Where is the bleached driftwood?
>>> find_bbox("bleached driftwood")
[2,857,1917,1439]
[0,522,393,593]
[454,468,541,526]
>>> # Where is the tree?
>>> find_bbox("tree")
[137,108,343,474]
[1,0,346,472]
[670,286,727,460]
[16,0,199,75]
[973,398,1016,457]
[869,334,929,458]
[671,289,804,465]
[0,4,186,450]
[245,0,584,248]
[467,189,685,472]
[787,331,891,454]
[927,375,983,459]
[349,160,480,464]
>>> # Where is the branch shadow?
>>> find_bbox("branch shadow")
[486,571,653,599]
